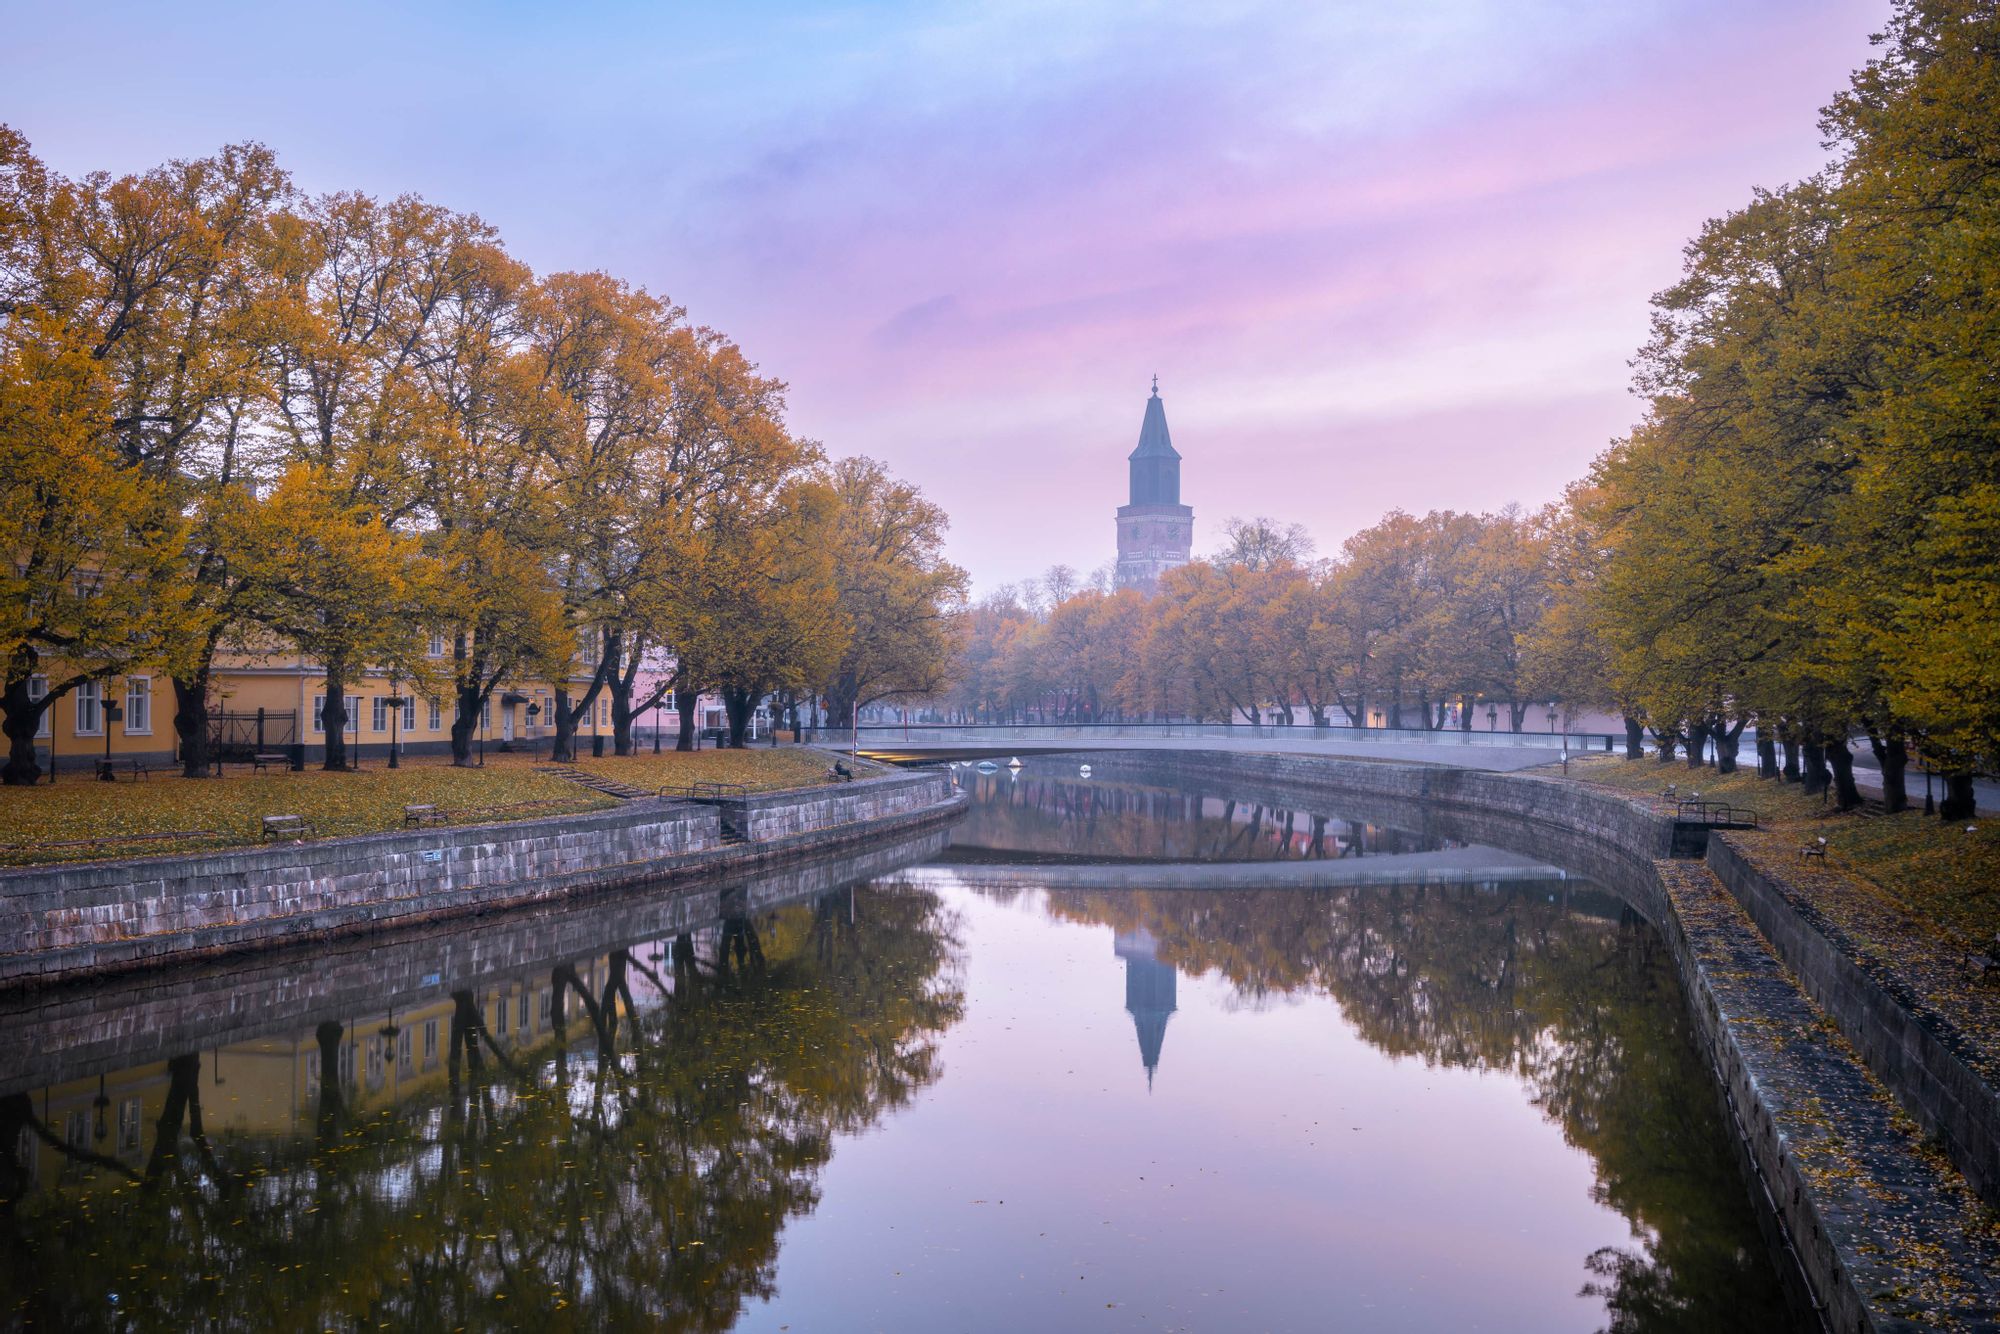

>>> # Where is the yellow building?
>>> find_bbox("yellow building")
[10,957,623,1189]
[27,637,614,775]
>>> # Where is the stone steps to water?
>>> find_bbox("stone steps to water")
[534,766,653,802]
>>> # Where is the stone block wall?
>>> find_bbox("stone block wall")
[0,823,955,1094]
[718,770,950,842]
[1708,834,2000,1206]
[0,802,721,984]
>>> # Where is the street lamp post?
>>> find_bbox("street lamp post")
[653,698,662,754]
[386,681,404,769]
[99,697,123,781]
[1548,702,1559,734]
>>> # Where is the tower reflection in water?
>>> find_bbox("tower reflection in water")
[1114,927,1177,1089]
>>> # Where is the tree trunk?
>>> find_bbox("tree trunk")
[551,687,578,762]
[171,673,213,778]
[1,673,46,786]
[1652,729,1678,763]
[451,679,484,766]
[1867,733,1909,814]
[1684,720,1708,769]
[1508,701,1527,733]
[1459,694,1474,731]
[612,689,634,755]
[1714,719,1745,775]
[1623,715,1645,761]
[674,683,700,752]
[1756,733,1778,779]
[1800,739,1830,796]
[1781,735,1800,783]
[1940,771,1978,822]
[722,686,756,748]
[1827,742,1863,811]
[321,656,349,771]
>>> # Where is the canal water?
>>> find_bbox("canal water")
[1,759,1797,1332]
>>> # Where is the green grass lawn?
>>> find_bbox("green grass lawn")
[1559,754,2000,945]
[0,746,842,867]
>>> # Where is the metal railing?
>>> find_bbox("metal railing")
[660,780,749,801]
[851,721,1618,751]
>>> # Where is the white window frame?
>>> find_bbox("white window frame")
[428,697,442,731]
[480,696,491,730]
[74,680,102,737]
[427,632,446,658]
[29,675,48,738]
[402,697,417,730]
[312,694,360,736]
[123,675,152,736]
[371,697,389,733]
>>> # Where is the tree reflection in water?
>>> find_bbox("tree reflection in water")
[0,885,964,1332]
[1033,883,1794,1334]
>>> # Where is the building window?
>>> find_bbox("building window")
[29,676,48,738]
[428,697,442,731]
[480,696,491,730]
[74,681,102,737]
[423,1018,439,1070]
[428,632,446,658]
[123,676,151,735]
[397,1028,413,1076]
[372,697,389,732]
[581,631,599,667]
[401,698,417,730]
[312,694,359,735]
[597,698,607,727]
[118,1097,142,1152]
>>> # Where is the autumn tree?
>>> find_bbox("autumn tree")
[818,457,968,729]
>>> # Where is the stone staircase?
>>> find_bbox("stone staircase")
[716,810,751,846]
[534,766,654,802]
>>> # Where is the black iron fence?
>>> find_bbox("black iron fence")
[208,709,299,761]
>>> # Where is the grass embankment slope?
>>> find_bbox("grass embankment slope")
[0,747,839,868]
[1558,755,1999,948]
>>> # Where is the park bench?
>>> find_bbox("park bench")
[94,758,154,781]
[260,814,316,841]
[403,803,446,828]
[1799,836,1828,864]
[250,752,290,775]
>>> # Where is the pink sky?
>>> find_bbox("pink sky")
[4,0,1888,589]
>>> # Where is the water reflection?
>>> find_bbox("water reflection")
[950,766,1446,862]
[2,888,964,1331]
[0,763,1796,1333]
[1115,929,1178,1087]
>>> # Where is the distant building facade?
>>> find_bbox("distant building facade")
[1114,379,1194,591]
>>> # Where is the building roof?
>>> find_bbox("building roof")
[1129,379,1179,462]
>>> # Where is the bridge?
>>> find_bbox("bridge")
[844,722,1617,772]
[879,844,1577,893]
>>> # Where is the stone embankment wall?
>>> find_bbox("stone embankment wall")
[0,769,955,988]
[719,775,952,842]
[1706,834,1999,1207]
[1084,748,2000,1328]
[0,822,955,1094]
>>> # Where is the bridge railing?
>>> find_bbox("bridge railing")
[852,722,1619,751]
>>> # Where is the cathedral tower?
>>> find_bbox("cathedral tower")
[1114,378,1194,591]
